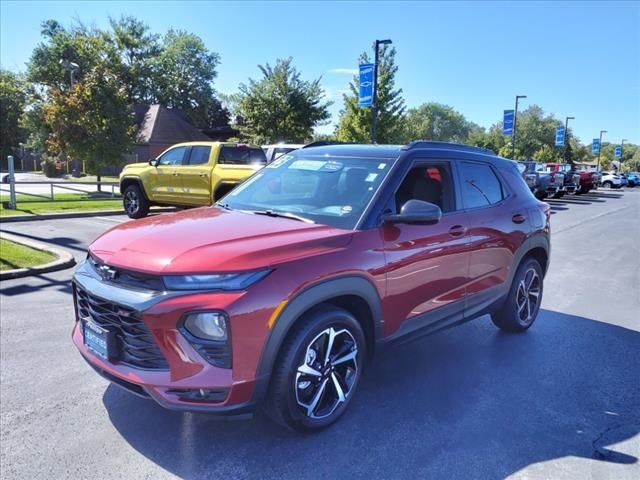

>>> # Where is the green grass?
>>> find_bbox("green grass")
[0,238,57,271]
[0,193,122,217]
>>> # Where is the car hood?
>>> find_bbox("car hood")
[89,207,353,274]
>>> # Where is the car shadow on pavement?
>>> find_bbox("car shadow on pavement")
[103,310,639,479]
[0,229,86,254]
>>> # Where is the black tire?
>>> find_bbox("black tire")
[122,184,150,219]
[491,257,543,333]
[603,181,612,189]
[552,191,563,199]
[265,305,366,432]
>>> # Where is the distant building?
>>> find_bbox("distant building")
[133,105,231,162]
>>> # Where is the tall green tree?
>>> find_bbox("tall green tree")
[235,57,331,143]
[0,70,27,164]
[335,44,406,143]
[108,15,161,103]
[152,29,220,128]
[508,105,560,160]
[404,102,477,143]
[44,64,135,178]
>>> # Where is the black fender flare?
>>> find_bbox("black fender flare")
[252,275,383,401]
[119,176,151,201]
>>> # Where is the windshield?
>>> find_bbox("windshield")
[221,154,393,229]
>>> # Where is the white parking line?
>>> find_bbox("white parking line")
[91,216,127,224]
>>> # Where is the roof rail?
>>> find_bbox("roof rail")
[402,140,495,155]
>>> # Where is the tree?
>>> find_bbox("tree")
[532,144,560,163]
[108,15,161,103]
[44,64,135,179]
[404,102,476,143]
[0,70,27,165]
[206,97,231,128]
[27,20,113,91]
[152,29,220,128]
[335,44,406,144]
[235,57,331,143]
[509,105,560,160]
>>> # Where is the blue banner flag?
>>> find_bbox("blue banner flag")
[615,145,622,158]
[555,126,565,147]
[358,64,374,107]
[592,139,600,154]
[503,110,515,136]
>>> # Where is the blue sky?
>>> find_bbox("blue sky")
[2,0,639,144]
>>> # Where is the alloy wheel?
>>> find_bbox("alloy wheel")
[124,190,139,215]
[516,268,541,325]
[295,327,359,420]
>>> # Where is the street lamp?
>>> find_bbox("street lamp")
[564,116,575,162]
[597,130,607,170]
[512,95,527,159]
[371,38,392,144]
[59,59,79,89]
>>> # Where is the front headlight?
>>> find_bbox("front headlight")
[163,270,271,291]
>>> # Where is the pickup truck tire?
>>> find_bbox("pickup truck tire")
[123,184,150,219]
[265,305,365,432]
[491,257,543,333]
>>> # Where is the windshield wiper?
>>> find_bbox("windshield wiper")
[216,202,233,211]
[249,209,315,224]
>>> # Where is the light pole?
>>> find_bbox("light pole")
[512,95,527,159]
[59,59,79,89]
[621,138,628,162]
[371,39,392,144]
[597,130,607,170]
[564,116,575,163]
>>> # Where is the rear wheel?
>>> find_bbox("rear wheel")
[265,306,366,432]
[123,184,150,219]
[492,258,543,333]
[603,181,612,189]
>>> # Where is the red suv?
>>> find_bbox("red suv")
[72,142,550,431]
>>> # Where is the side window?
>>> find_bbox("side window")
[188,146,211,165]
[395,163,455,213]
[459,161,504,209]
[158,146,187,166]
[219,146,267,165]
[250,148,268,165]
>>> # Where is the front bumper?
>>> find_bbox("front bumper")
[71,259,273,414]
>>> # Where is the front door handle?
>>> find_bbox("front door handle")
[512,213,526,224]
[199,173,208,177]
[448,225,466,237]
[172,171,180,177]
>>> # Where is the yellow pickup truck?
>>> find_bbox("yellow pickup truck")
[119,142,267,218]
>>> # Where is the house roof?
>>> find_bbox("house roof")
[134,105,210,145]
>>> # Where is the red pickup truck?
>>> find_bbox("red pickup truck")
[545,163,581,197]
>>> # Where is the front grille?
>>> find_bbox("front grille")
[75,285,169,370]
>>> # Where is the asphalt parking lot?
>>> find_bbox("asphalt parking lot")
[1,189,639,480]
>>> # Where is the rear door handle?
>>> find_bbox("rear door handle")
[199,173,208,177]
[512,213,526,224]
[448,225,466,237]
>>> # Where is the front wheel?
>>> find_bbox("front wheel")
[492,258,543,333]
[265,306,366,432]
[123,184,150,219]
[603,181,612,189]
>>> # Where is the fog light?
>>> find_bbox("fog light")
[183,312,228,341]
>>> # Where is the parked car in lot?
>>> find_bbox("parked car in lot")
[545,163,581,197]
[73,142,550,431]
[262,144,304,163]
[600,171,623,189]
[119,142,267,218]
[521,161,564,199]
[625,172,640,186]
[574,170,597,194]
[617,173,628,187]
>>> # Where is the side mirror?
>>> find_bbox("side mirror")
[383,199,442,225]
[149,158,158,167]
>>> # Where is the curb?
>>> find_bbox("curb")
[0,207,177,223]
[0,231,76,280]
